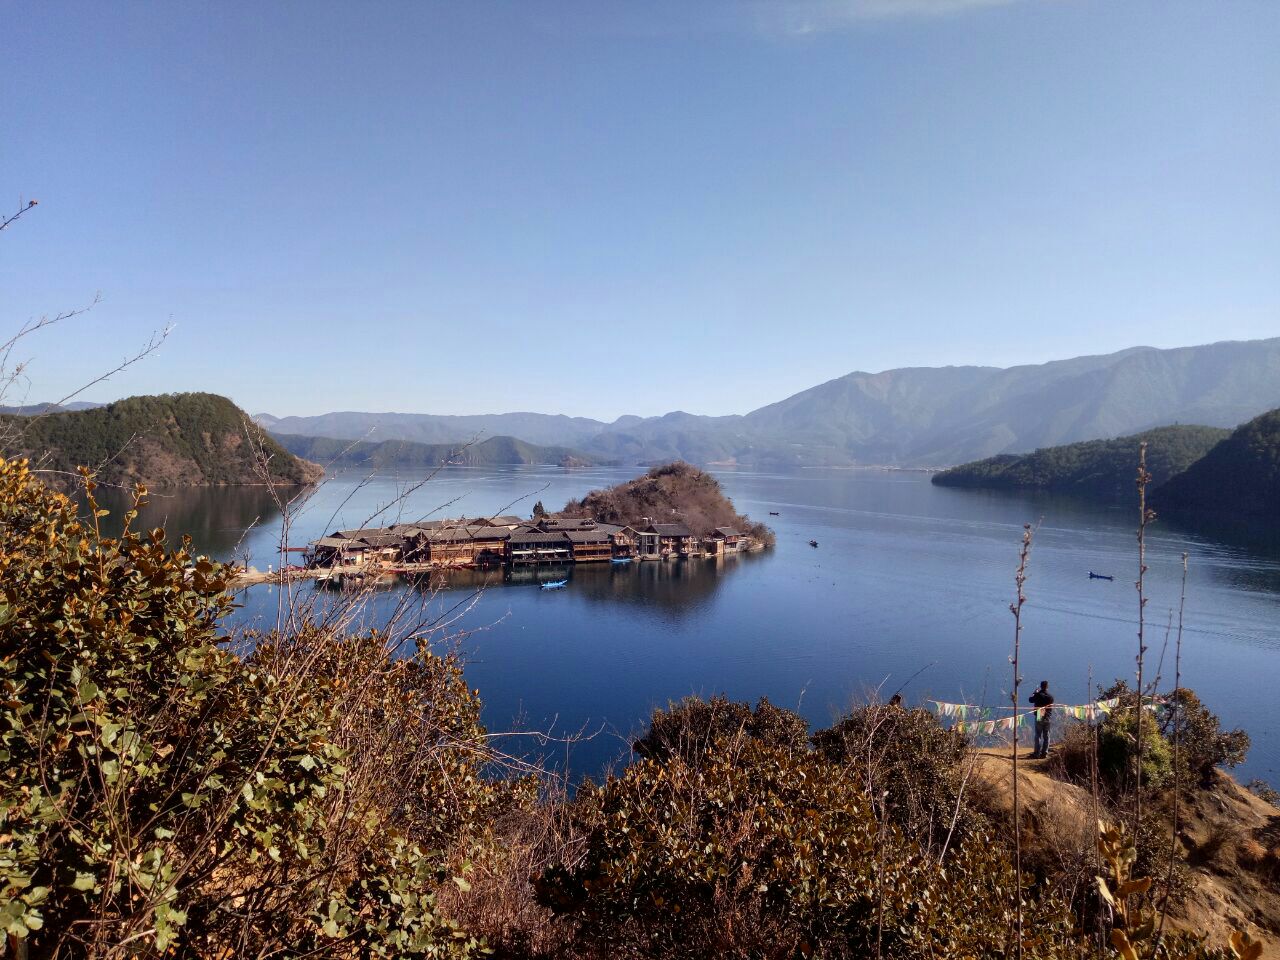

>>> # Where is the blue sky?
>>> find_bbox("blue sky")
[2,0,1276,420]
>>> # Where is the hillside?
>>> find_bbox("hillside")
[558,460,774,543]
[2,393,323,490]
[272,432,610,469]
[931,425,1230,497]
[1156,408,1280,524]
[256,337,1280,468]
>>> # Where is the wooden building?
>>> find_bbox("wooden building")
[537,517,598,532]
[595,522,638,558]
[404,526,511,566]
[565,529,613,563]
[645,522,696,559]
[714,527,745,552]
[508,531,572,565]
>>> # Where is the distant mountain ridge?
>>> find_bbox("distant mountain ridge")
[3,393,322,491]
[257,337,1280,468]
[272,433,611,469]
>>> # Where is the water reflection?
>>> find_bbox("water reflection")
[74,485,285,559]
[397,556,754,616]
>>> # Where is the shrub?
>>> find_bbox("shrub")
[812,704,978,852]
[632,694,809,764]
[1157,688,1250,786]
[0,458,493,957]
[537,735,1082,960]
[1097,703,1173,793]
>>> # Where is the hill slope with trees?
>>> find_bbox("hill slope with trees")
[557,460,774,543]
[2,392,322,490]
[931,425,1229,497]
[1156,407,1280,523]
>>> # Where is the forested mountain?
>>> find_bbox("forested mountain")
[257,337,1280,468]
[1156,408,1280,523]
[931,425,1230,497]
[272,433,609,469]
[2,393,322,491]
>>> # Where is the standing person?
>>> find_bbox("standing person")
[1029,680,1054,759]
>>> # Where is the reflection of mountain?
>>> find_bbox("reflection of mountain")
[76,485,285,561]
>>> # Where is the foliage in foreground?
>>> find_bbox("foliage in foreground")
[0,457,497,957]
[0,453,1268,959]
[539,734,1083,960]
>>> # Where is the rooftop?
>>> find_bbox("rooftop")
[648,522,693,537]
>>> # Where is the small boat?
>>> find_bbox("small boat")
[610,557,632,564]
[769,511,780,516]
[540,579,569,590]
[1089,571,1114,581]
[809,539,819,548]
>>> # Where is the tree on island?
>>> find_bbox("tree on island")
[556,461,774,545]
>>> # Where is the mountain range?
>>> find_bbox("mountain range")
[258,337,1280,468]
[272,433,610,469]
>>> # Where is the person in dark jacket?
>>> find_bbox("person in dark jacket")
[1029,680,1054,759]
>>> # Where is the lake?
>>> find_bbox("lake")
[107,464,1280,786]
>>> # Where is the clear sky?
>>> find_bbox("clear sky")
[2,1,1277,420]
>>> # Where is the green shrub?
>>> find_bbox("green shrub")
[1097,704,1173,793]
[1157,688,1250,786]
[0,458,491,957]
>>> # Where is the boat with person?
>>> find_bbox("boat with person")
[541,579,569,590]
[1089,571,1114,581]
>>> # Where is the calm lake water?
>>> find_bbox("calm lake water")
[106,465,1280,785]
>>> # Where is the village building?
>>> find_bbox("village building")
[644,522,697,559]
[508,530,572,565]
[714,526,745,552]
[403,526,512,566]
[309,535,363,568]
[565,528,613,563]
[593,522,638,558]
[475,515,525,529]
[536,516,598,532]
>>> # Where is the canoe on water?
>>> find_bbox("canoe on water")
[611,557,632,564]
[1089,572,1114,581]
[541,579,569,590]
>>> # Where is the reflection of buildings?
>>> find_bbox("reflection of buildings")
[405,546,770,616]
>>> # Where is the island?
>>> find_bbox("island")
[279,461,773,588]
